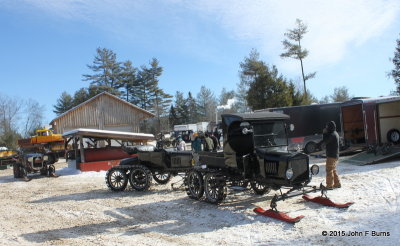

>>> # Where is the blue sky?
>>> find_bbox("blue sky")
[1,0,400,125]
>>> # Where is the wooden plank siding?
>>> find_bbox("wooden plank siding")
[50,92,154,134]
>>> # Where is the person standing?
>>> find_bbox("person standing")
[177,137,186,151]
[317,121,341,189]
[204,133,214,152]
[191,133,202,152]
[210,133,219,151]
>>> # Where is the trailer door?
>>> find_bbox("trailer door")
[363,102,378,145]
[341,104,366,145]
[378,100,400,144]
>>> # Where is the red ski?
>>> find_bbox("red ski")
[254,207,304,223]
[302,194,354,208]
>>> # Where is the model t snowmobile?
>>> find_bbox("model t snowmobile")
[105,145,194,191]
[185,112,353,223]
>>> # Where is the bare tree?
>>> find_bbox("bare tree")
[0,94,23,148]
[22,99,45,138]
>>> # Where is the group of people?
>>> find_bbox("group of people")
[176,130,221,152]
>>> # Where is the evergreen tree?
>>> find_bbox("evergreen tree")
[153,88,173,132]
[288,82,304,106]
[281,19,316,97]
[87,84,120,98]
[136,59,160,111]
[187,92,198,123]
[197,86,217,122]
[174,91,189,124]
[390,34,400,94]
[83,47,122,91]
[169,105,179,129]
[236,49,267,113]
[120,60,139,103]
[53,92,74,115]
[73,88,89,106]
[246,65,292,110]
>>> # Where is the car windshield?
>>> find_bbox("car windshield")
[252,121,287,148]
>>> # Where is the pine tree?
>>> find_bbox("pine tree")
[246,65,292,110]
[169,105,179,128]
[83,47,122,91]
[281,19,316,97]
[236,49,267,112]
[174,91,189,124]
[119,60,139,103]
[197,86,217,122]
[187,92,198,123]
[390,35,400,94]
[53,92,74,115]
[73,88,89,106]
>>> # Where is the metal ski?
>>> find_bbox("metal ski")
[254,194,305,223]
[302,184,354,208]
[253,207,304,223]
[302,194,354,208]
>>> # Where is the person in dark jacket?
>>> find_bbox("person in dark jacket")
[317,121,341,189]
[210,133,219,151]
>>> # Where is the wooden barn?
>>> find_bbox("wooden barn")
[50,92,154,134]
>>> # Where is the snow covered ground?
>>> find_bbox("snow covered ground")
[0,156,399,246]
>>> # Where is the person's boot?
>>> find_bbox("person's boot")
[49,172,59,178]
[21,176,32,182]
[333,184,341,189]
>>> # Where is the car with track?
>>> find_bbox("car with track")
[184,112,332,222]
[105,145,194,191]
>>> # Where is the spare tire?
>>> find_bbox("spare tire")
[387,129,400,144]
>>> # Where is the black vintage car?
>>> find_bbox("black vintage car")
[13,151,58,179]
[185,112,320,204]
[105,145,194,191]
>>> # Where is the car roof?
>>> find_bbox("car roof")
[221,112,289,121]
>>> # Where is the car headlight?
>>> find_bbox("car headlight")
[285,168,294,180]
[311,164,319,175]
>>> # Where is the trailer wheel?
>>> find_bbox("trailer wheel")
[129,165,152,191]
[106,167,128,191]
[250,181,271,195]
[387,129,400,144]
[204,173,226,204]
[185,170,204,200]
[152,172,171,184]
[304,142,316,154]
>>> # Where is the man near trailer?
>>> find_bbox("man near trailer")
[317,121,341,189]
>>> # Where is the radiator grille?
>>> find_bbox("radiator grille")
[290,158,308,177]
[265,161,278,175]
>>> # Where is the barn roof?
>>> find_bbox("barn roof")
[50,92,155,124]
[62,128,155,141]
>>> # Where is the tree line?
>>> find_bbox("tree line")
[53,21,400,136]
[0,95,44,148]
